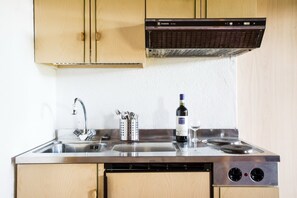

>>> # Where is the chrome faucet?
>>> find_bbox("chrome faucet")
[72,98,88,135]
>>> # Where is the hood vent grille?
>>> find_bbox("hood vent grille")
[146,18,266,57]
[148,30,263,49]
[146,48,250,57]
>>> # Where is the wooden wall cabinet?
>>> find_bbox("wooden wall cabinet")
[146,0,257,19]
[214,187,279,198]
[34,0,85,64]
[34,0,145,68]
[206,0,257,18]
[146,0,197,18]
[95,0,145,65]
[106,172,210,198]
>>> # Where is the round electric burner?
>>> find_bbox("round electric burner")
[220,145,253,154]
[206,138,241,146]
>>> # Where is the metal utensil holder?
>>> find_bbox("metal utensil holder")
[120,118,139,141]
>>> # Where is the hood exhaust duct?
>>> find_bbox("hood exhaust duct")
[145,18,266,57]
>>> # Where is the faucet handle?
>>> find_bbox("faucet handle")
[77,129,96,141]
[73,129,82,137]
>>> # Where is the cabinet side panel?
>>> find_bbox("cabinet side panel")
[17,164,97,198]
[34,0,85,63]
[238,1,297,197]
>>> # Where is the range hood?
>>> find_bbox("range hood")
[145,18,266,57]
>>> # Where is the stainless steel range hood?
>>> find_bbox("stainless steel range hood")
[145,18,266,57]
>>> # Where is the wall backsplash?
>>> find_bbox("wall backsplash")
[56,58,236,130]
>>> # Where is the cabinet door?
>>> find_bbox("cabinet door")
[220,187,279,198]
[95,0,145,64]
[106,172,210,198]
[146,0,195,18]
[207,0,257,18]
[17,164,97,198]
[34,0,85,63]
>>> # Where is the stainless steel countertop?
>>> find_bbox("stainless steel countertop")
[14,129,280,164]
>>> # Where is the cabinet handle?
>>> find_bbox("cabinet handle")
[96,32,101,41]
[80,32,85,41]
[90,189,97,198]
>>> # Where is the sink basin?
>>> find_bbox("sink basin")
[112,142,178,152]
[35,142,106,153]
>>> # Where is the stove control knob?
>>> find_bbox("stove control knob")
[228,167,242,182]
[251,168,264,182]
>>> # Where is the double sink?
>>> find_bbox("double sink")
[35,142,178,154]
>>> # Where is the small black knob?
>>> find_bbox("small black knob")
[228,167,242,182]
[251,168,264,182]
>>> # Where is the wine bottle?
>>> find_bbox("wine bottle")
[176,94,188,142]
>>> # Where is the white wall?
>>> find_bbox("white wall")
[0,0,56,197]
[56,58,237,130]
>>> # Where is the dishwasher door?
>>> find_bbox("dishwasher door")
[104,163,212,198]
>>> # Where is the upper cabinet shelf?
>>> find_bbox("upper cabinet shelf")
[34,0,145,68]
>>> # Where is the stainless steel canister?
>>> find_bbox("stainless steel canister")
[120,118,139,141]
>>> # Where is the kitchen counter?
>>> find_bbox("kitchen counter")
[14,129,280,164]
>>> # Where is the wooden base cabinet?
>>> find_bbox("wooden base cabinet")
[17,164,97,198]
[106,172,210,198]
[214,187,279,198]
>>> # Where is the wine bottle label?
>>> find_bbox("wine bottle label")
[176,116,188,136]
